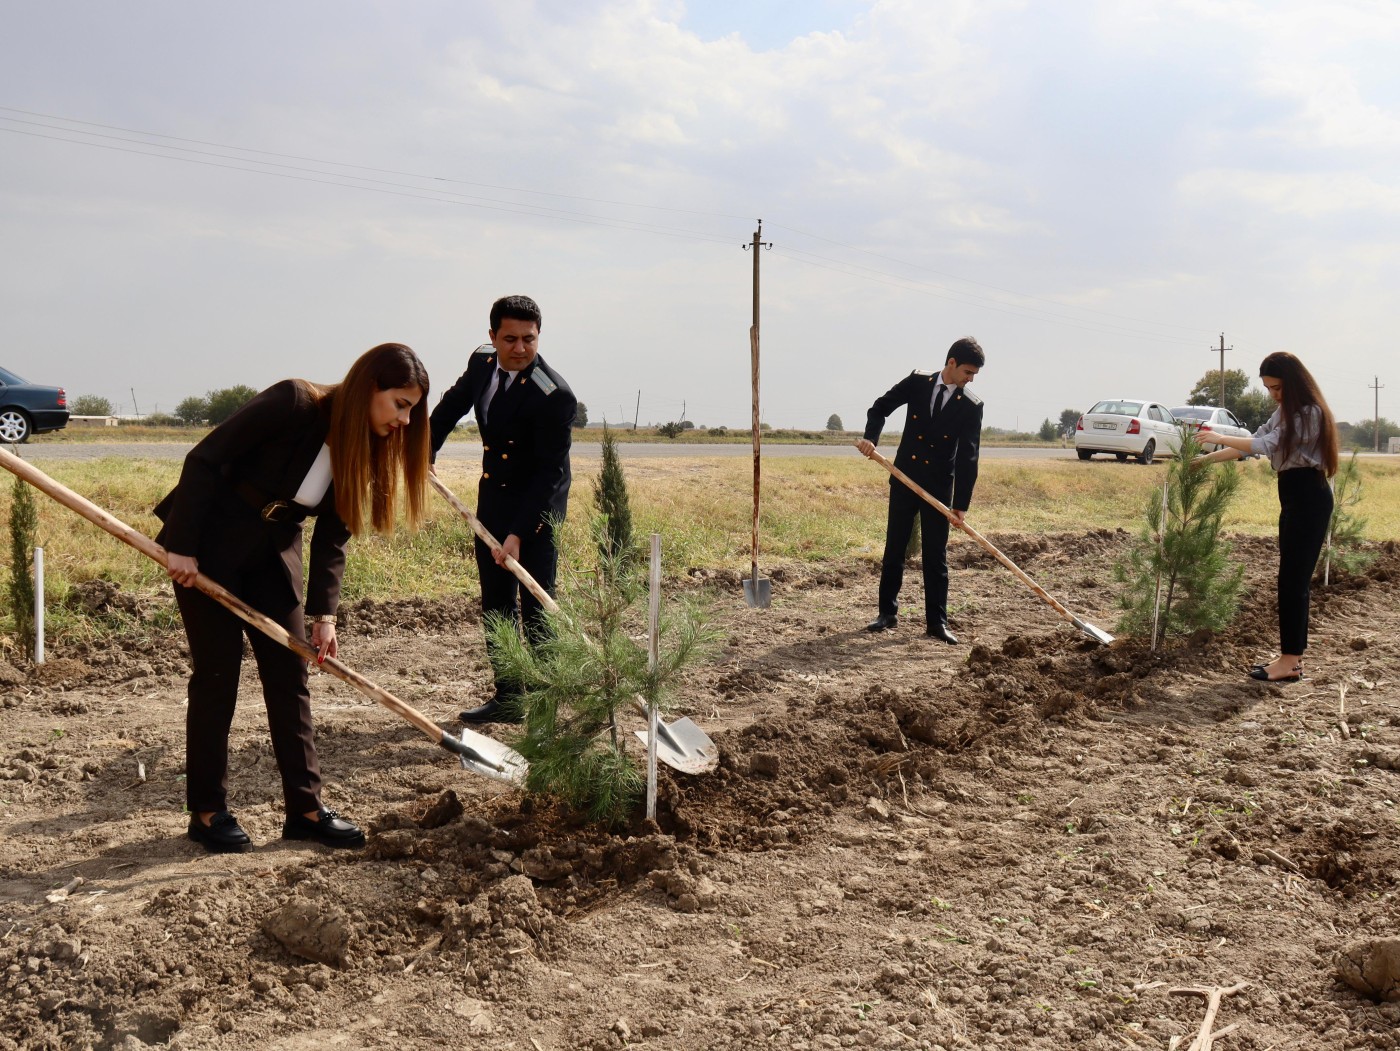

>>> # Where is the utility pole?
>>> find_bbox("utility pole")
[1210,334,1231,407]
[742,219,772,607]
[1371,376,1385,452]
[633,390,641,433]
[130,387,140,418]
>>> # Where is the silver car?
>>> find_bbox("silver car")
[1074,399,1182,464]
[1169,405,1254,449]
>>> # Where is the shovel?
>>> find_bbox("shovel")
[429,473,720,774]
[860,444,1115,645]
[0,448,526,786]
[743,324,771,607]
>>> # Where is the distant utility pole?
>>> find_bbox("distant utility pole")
[1371,376,1385,452]
[633,390,641,433]
[1210,334,1231,407]
[130,387,140,417]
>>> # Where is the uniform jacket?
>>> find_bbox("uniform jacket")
[429,348,576,539]
[153,380,351,616]
[863,370,983,510]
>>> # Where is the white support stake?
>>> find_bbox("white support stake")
[34,546,45,665]
[646,534,661,822]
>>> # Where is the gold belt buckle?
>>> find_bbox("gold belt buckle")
[261,500,291,522]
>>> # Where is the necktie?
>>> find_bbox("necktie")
[932,384,947,415]
[485,368,510,424]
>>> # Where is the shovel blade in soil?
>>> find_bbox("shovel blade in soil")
[743,576,771,608]
[633,716,720,775]
[1071,616,1115,645]
[454,728,528,786]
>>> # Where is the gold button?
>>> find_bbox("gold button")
[912,414,918,420]
[482,472,490,479]
[501,453,508,460]
[918,435,923,440]
[483,445,489,451]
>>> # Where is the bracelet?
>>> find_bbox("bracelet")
[311,614,337,624]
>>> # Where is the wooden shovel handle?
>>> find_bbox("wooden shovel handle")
[858,443,1084,627]
[0,448,470,754]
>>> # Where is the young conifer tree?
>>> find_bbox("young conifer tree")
[1322,451,1373,580]
[1115,428,1244,647]
[8,474,39,657]
[485,517,707,824]
[591,423,635,578]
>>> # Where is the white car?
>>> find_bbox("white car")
[1074,399,1182,464]
[1168,405,1254,449]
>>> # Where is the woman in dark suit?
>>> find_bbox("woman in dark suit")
[156,343,431,852]
[1194,352,1339,682]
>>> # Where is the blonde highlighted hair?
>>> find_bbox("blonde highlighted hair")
[315,343,431,535]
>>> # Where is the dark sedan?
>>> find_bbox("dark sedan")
[0,366,69,443]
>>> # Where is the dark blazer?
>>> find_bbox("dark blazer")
[863,370,983,510]
[154,380,351,616]
[430,348,576,539]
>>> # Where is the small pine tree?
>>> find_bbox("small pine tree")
[1115,429,1244,647]
[8,473,39,659]
[486,521,708,824]
[1322,451,1373,580]
[1037,418,1058,441]
[592,424,635,576]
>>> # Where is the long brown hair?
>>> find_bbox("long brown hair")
[1259,352,1339,477]
[322,343,431,535]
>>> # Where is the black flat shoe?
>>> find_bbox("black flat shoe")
[188,811,253,854]
[1249,665,1303,683]
[459,696,524,724]
[866,614,898,633]
[925,624,959,645]
[282,807,366,849]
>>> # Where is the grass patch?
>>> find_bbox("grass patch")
[3,454,1398,647]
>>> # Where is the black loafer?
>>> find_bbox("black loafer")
[865,614,898,633]
[926,624,959,645]
[459,696,524,724]
[282,807,366,849]
[1249,665,1302,683]
[188,811,253,854]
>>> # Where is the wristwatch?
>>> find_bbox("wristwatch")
[311,614,337,624]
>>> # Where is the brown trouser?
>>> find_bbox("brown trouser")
[174,550,321,817]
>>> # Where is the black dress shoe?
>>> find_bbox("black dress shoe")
[1249,664,1302,683]
[925,624,959,644]
[865,614,898,633]
[188,811,253,854]
[282,807,366,849]
[459,695,524,724]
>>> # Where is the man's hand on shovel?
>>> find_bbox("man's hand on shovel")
[494,534,522,567]
[855,439,967,528]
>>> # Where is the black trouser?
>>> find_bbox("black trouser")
[475,525,558,699]
[175,551,321,817]
[1276,467,1333,655]
[877,481,952,627]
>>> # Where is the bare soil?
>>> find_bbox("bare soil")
[3,531,1400,1051]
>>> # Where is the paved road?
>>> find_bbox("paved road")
[16,442,1082,462]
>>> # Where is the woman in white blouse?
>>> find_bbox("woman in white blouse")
[1194,352,1339,682]
[155,344,431,852]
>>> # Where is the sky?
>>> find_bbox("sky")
[2,0,1397,432]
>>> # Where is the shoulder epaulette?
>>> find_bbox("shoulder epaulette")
[529,368,558,395]
[913,369,935,377]
[472,343,495,355]
[959,388,982,406]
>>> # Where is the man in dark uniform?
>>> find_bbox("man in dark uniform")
[430,295,577,723]
[856,337,985,643]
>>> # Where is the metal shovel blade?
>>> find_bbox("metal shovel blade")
[743,575,771,608]
[633,715,720,775]
[1071,615,1116,646]
[454,727,528,787]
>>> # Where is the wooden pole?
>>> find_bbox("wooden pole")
[646,534,661,821]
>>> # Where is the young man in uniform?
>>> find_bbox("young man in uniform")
[430,295,577,722]
[856,337,985,643]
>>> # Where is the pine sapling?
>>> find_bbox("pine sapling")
[1115,429,1244,647]
[591,423,635,579]
[1322,451,1373,581]
[8,473,39,658]
[486,517,708,825]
